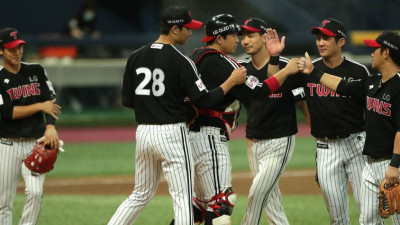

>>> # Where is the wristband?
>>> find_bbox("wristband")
[264,76,280,93]
[310,68,324,82]
[269,56,279,65]
[390,153,400,168]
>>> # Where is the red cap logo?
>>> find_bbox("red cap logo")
[244,19,251,25]
[9,31,17,40]
[321,20,331,27]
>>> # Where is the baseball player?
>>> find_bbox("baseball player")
[301,18,370,225]
[184,14,300,225]
[298,31,400,225]
[238,18,309,225]
[0,27,61,225]
[107,6,247,225]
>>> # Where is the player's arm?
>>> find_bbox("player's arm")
[12,100,60,120]
[267,58,300,91]
[265,28,285,77]
[194,67,247,108]
[121,57,135,109]
[386,132,400,185]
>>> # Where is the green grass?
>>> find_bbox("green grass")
[48,137,317,178]
[13,194,390,225]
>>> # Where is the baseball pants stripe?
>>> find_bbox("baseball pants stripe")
[242,135,295,225]
[191,126,232,206]
[0,138,45,225]
[108,123,193,225]
[316,132,366,225]
[359,160,400,225]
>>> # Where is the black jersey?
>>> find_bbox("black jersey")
[189,47,274,131]
[303,57,370,138]
[121,43,209,124]
[337,72,400,159]
[239,57,305,139]
[0,63,56,138]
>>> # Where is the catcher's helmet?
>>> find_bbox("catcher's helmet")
[201,14,241,43]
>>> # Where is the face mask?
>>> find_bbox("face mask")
[83,11,95,21]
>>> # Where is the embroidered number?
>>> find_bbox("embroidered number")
[135,67,165,96]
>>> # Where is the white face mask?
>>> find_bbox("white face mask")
[83,10,95,21]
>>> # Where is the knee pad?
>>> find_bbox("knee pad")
[205,188,237,225]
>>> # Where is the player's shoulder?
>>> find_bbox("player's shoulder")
[343,56,371,75]
[237,56,251,66]
[21,62,47,75]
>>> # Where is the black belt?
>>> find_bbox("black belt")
[317,134,350,141]
[366,156,387,164]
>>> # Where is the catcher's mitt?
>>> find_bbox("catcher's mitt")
[184,97,198,125]
[24,142,58,173]
[378,178,400,218]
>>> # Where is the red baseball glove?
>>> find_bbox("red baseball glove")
[24,142,59,173]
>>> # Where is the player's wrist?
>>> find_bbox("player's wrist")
[269,56,279,65]
[310,68,324,82]
[390,153,400,168]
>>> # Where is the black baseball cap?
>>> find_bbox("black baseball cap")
[202,14,241,43]
[0,28,27,49]
[311,18,347,38]
[240,18,268,33]
[364,31,400,55]
[161,6,203,29]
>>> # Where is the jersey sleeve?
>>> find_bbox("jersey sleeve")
[336,77,368,99]
[37,65,57,125]
[0,88,14,120]
[180,57,209,103]
[121,54,136,109]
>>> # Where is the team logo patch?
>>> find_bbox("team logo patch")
[317,143,328,149]
[4,79,9,84]
[1,138,13,146]
[151,43,163,49]
[46,81,56,95]
[292,87,305,97]
[195,79,206,91]
[369,85,374,89]
[245,75,261,89]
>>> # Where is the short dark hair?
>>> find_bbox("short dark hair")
[206,34,228,45]
[381,46,400,67]
[160,24,183,35]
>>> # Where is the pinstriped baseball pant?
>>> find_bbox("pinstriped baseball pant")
[241,135,295,225]
[316,132,366,225]
[360,159,400,225]
[191,127,232,207]
[108,123,194,225]
[0,138,45,225]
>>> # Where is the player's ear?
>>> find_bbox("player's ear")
[338,38,346,47]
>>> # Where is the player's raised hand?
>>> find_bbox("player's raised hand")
[265,28,285,56]
[229,67,247,85]
[284,58,300,75]
[41,99,61,119]
[298,52,314,75]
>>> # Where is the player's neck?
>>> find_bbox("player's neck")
[380,63,399,83]
[156,35,176,45]
[207,43,223,53]
[322,54,344,69]
[251,48,269,70]
[3,62,21,74]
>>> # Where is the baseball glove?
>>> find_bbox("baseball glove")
[24,142,58,173]
[378,178,400,218]
[184,97,198,125]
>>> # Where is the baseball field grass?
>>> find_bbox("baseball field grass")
[12,137,395,224]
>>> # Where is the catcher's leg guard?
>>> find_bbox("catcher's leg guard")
[204,188,237,225]
[194,197,207,224]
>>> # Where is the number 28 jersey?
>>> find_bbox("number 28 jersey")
[121,42,208,124]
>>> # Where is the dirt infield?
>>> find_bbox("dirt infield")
[17,170,322,195]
